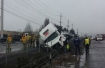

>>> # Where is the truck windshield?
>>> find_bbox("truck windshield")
[44,32,58,43]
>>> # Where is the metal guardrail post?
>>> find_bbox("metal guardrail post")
[39,39,40,52]
[50,41,53,68]
[35,40,36,47]
[47,39,48,54]
[51,41,52,47]
[5,43,8,67]
[50,54,52,68]
[27,42,28,56]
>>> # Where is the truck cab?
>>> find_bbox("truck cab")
[39,23,66,49]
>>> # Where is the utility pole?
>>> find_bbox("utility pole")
[1,1,7,66]
[77,28,78,35]
[0,16,1,33]
[60,14,62,34]
[1,0,4,38]
[72,23,73,29]
[81,32,82,37]
[67,20,70,30]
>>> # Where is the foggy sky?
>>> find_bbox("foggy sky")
[0,0,105,36]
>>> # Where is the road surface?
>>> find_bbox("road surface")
[79,40,105,68]
[0,42,23,54]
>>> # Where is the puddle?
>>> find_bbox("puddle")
[52,62,75,68]
[0,48,22,54]
[79,51,86,67]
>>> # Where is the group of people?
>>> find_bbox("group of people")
[6,34,40,51]
[64,35,91,55]
[21,34,40,49]
[6,33,91,55]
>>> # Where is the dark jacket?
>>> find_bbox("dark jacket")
[64,38,68,45]
[73,37,81,45]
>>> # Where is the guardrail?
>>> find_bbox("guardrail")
[21,49,60,68]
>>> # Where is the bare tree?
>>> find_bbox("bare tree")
[34,29,39,35]
[44,18,50,27]
[24,23,33,33]
[39,25,44,32]
[70,29,75,35]
[39,18,50,31]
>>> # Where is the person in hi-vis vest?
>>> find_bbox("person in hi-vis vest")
[26,34,31,48]
[21,35,27,49]
[84,37,90,55]
[31,34,36,48]
[7,34,12,51]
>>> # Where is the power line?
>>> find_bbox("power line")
[36,0,71,24]
[0,7,41,25]
[27,0,56,16]
[3,0,68,28]
[33,0,59,16]
[4,1,45,22]
[37,0,68,20]
[17,0,59,22]
[37,0,60,14]
[4,3,42,23]
[14,0,46,17]
[15,0,68,27]
[25,0,60,22]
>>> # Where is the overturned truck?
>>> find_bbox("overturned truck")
[39,23,66,49]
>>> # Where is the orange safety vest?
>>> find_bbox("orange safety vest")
[22,36,26,43]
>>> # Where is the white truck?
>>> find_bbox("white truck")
[39,23,66,49]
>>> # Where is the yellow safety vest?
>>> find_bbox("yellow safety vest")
[26,36,31,41]
[66,44,70,50]
[32,36,35,41]
[85,39,89,45]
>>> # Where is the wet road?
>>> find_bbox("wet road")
[0,42,23,54]
[79,40,105,68]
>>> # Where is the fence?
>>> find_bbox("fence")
[21,49,60,68]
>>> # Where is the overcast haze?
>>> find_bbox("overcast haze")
[0,0,105,36]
